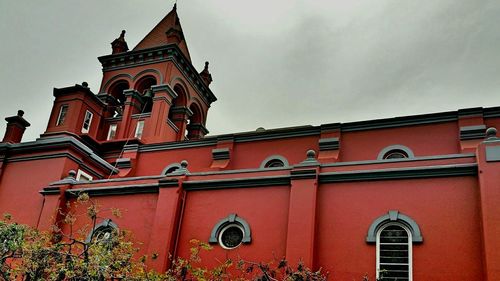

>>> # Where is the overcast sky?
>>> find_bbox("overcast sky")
[1,0,500,142]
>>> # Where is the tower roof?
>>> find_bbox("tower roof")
[133,4,191,61]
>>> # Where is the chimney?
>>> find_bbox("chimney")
[2,110,31,144]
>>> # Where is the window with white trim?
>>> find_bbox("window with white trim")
[107,124,117,140]
[56,105,69,126]
[376,223,412,281]
[134,120,144,139]
[76,169,93,182]
[81,110,93,133]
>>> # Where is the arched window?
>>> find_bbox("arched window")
[377,223,412,280]
[168,84,188,121]
[134,76,157,113]
[377,145,414,160]
[186,103,203,140]
[161,163,181,175]
[367,211,423,281]
[85,219,118,244]
[107,80,129,117]
[260,155,289,169]
[209,214,251,250]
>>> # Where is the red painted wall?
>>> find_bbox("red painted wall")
[316,176,483,280]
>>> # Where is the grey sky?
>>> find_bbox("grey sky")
[1,0,499,142]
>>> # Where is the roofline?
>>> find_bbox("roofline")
[136,106,500,152]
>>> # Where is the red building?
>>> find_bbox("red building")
[1,5,500,281]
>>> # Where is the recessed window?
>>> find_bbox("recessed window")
[92,225,116,244]
[81,110,93,133]
[56,105,69,126]
[107,124,117,140]
[260,155,289,169]
[76,169,93,182]
[264,159,285,168]
[377,223,412,280]
[218,223,245,249]
[85,219,118,245]
[135,120,145,139]
[209,214,252,249]
[367,211,423,281]
[377,145,414,160]
[383,149,409,159]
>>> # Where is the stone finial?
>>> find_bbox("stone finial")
[486,127,498,140]
[306,150,316,160]
[67,170,77,179]
[17,110,24,117]
[199,61,213,86]
[111,30,129,54]
[82,82,89,88]
[180,160,188,169]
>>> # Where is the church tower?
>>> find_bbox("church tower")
[43,4,216,145]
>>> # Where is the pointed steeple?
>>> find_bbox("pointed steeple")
[111,30,129,54]
[199,61,213,86]
[133,3,191,61]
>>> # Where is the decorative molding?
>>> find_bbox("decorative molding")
[290,169,317,180]
[66,183,159,197]
[1,137,118,175]
[98,44,216,105]
[319,163,477,183]
[366,210,423,243]
[132,68,163,84]
[212,148,230,160]
[460,125,486,140]
[115,158,131,169]
[485,146,500,162]
[319,137,339,151]
[322,153,475,167]
[183,175,291,191]
[209,214,251,244]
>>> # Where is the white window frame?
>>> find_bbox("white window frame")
[76,169,93,182]
[81,110,93,133]
[134,120,145,139]
[56,104,69,126]
[107,124,117,140]
[376,222,413,281]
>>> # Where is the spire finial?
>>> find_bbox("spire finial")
[199,61,213,87]
[111,29,129,54]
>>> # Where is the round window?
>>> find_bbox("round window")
[218,224,244,249]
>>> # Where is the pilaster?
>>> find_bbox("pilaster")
[285,150,320,268]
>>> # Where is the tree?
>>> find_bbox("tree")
[0,193,330,280]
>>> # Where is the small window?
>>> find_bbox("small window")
[383,149,409,159]
[85,219,118,245]
[260,155,289,169]
[56,105,69,126]
[81,110,93,133]
[209,214,252,250]
[218,223,245,249]
[135,120,144,139]
[76,169,93,182]
[107,124,117,140]
[264,159,285,168]
[377,145,414,160]
[377,223,412,280]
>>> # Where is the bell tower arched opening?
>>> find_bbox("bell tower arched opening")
[134,76,157,113]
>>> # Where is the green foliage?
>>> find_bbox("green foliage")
[0,194,330,281]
